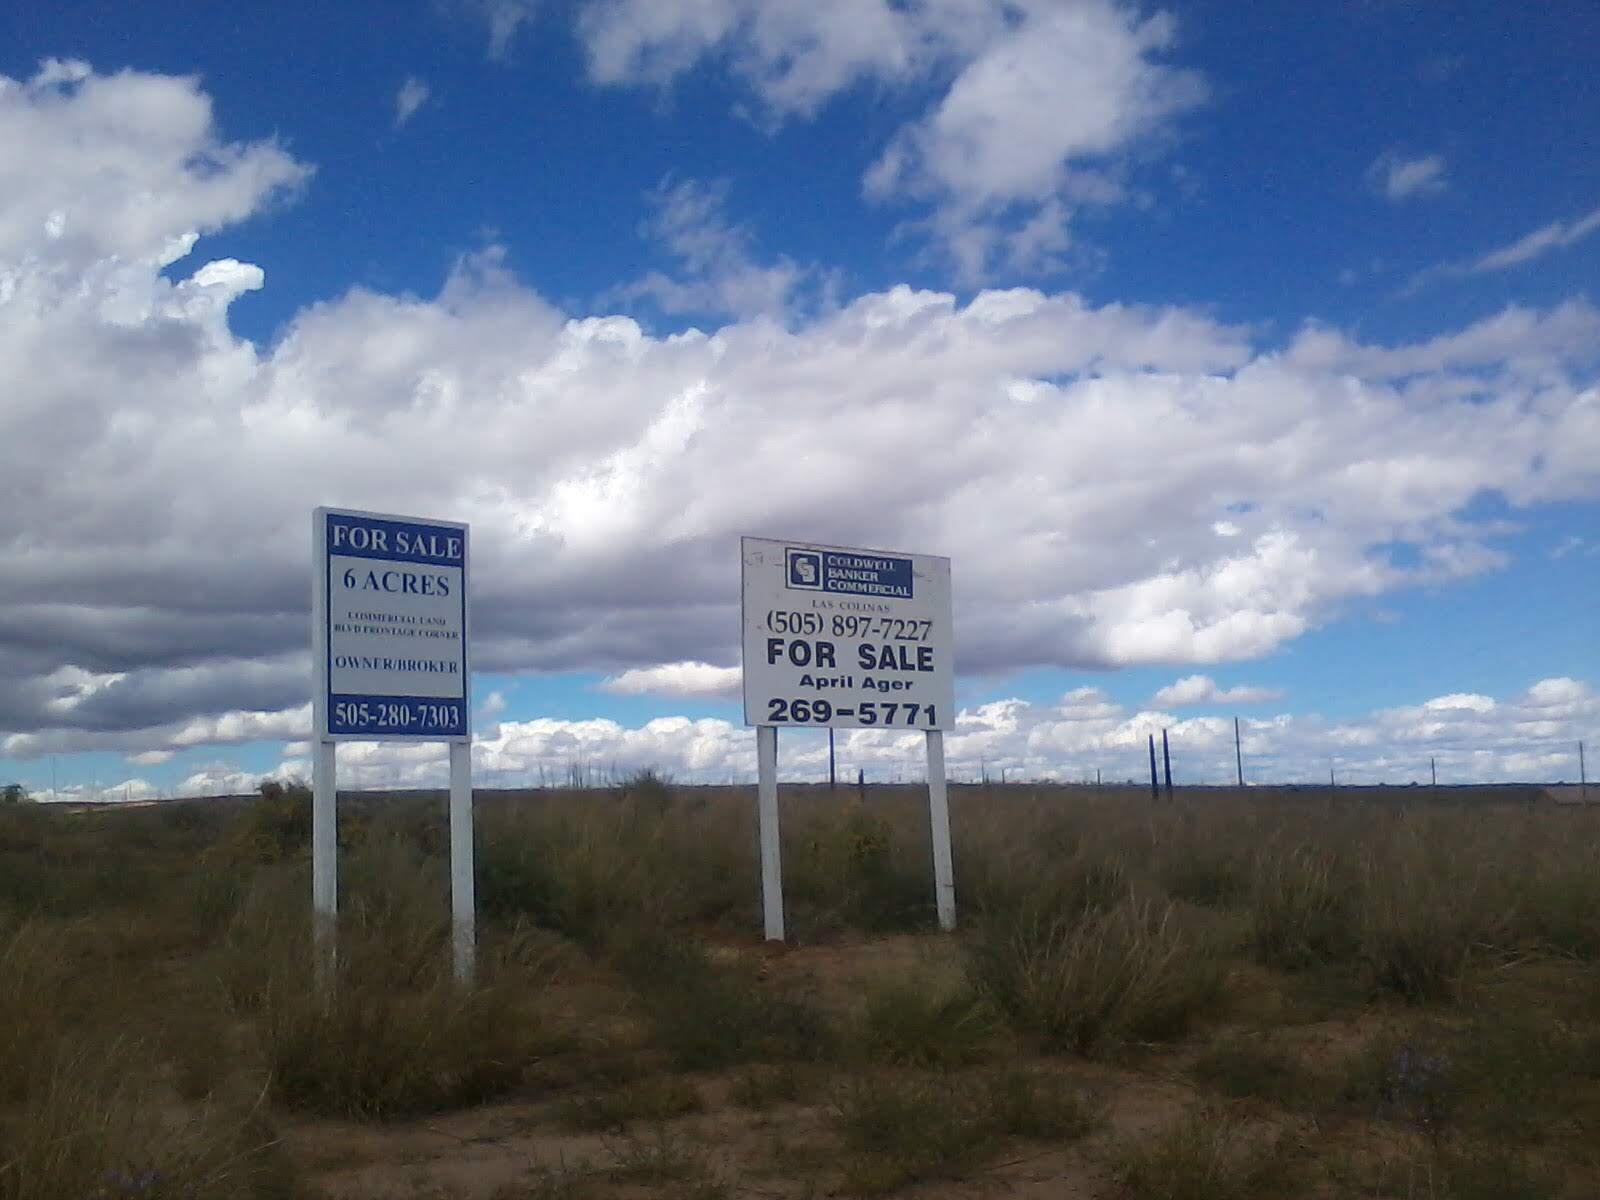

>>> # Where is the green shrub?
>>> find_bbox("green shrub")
[729,1062,813,1110]
[240,781,312,861]
[610,927,834,1069]
[830,1072,998,1194]
[1189,1037,1313,1106]
[0,1040,294,1200]
[1338,1031,1459,1136]
[619,767,677,813]
[983,1067,1100,1140]
[477,799,749,942]
[1342,1011,1583,1143]
[555,1076,703,1132]
[828,1066,1098,1194]
[1353,1138,1560,1200]
[786,805,933,934]
[856,976,996,1067]
[1114,1110,1289,1200]
[967,895,1225,1054]
[1357,858,1504,1005]
[1249,844,1357,970]
[1155,815,1254,909]
[0,917,78,1102]
[220,839,551,1118]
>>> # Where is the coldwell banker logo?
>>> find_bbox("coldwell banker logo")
[785,547,914,599]
[786,549,823,590]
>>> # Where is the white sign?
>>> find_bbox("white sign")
[313,507,470,742]
[741,536,954,730]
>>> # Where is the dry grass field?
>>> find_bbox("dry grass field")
[3,779,1600,1198]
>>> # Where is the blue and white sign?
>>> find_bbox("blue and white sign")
[785,546,914,598]
[742,536,954,731]
[313,507,470,741]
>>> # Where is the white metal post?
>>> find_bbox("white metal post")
[756,724,785,941]
[925,730,956,931]
[312,737,338,981]
[449,740,476,983]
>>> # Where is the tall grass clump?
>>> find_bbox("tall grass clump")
[1249,843,1357,971]
[0,918,79,1102]
[1520,854,1600,960]
[1190,1035,1317,1107]
[0,1041,293,1200]
[967,894,1225,1054]
[1155,815,1253,909]
[222,837,552,1118]
[785,802,934,934]
[829,1067,1098,1194]
[829,1073,1001,1195]
[476,794,750,943]
[1114,1110,1289,1200]
[1347,816,1529,1004]
[1357,866,1493,1005]
[855,975,996,1067]
[609,926,833,1069]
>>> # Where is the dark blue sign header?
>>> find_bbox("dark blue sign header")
[326,513,466,567]
[785,547,914,599]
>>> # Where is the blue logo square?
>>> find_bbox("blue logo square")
[786,549,823,590]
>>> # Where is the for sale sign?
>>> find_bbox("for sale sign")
[313,508,470,741]
[741,537,953,730]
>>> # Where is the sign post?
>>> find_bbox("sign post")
[740,537,956,937]
[312,508,473,982]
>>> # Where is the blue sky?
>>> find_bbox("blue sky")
[1,0,1596,795]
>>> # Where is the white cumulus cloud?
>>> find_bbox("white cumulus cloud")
[1152,675,1283,708]
[171,675,1597,793]
[0,60,308,270]
[576,0,1204,278]
[599,661,743,698]
[3,63,1600,773]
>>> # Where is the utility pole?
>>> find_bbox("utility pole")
[1582,741,1588,804]
[1430,757,1437,788]
[828,728,836,790]
[1234,717,1244,788]
[1162,729,1174,801]
[1148,735,1159,801]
